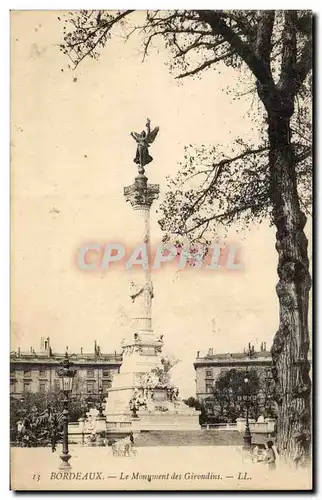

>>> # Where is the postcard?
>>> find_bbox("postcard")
[10,10,312,491]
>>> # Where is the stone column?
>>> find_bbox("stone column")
[130,202,153,333]
[121,173,163,369]
[124,174,159,335]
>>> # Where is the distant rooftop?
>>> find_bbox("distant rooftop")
[201,350,271,360]
[197,342,270,359]
[10,336,123,364]
[194,341,312,368]
[194,342,272,368]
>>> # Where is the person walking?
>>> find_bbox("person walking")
[51,429,57,452]
[265,441,276,471]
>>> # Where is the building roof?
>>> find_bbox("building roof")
[194,354,271,369]
[203,350,271,360]
[194,345,312,369]
[10,353,123,366]
[10,336,123,366]
[194,343,272,369]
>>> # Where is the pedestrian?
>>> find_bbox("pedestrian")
[265,440,276,471]
[130,431,134,445]
[51,431,57,453]
[252,445,264,463]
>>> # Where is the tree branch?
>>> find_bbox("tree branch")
[176,51,234,79]
[279,11,298,92]
[64,10,134,66]
[294,146,312,164]
[185,200,269,235]
[223,12,257,40]
[255,11,275,71]
[187,145,269,212]
[196,10,273,85]
[296,38,313,87]
[174,38,226,59]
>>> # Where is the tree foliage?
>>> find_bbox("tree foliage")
[211,368,278,423]
[214,369,259,420]
[183,396,207,425]
[10,390,85,433]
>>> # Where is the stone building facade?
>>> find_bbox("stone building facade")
[194,342,272,400]
[193,342,275,421]
[194,342,312,422]
[10,337,122,398]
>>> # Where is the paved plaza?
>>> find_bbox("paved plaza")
[10,445,311,491]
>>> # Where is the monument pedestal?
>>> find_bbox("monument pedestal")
[106,407,200,433]
[105,371,200,432]
[130,407,201,431]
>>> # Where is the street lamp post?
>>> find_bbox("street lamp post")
[78,399,88,446]
[97,386,104,417]
[95,385,107,446]
[78,417,85,446]
[237,373,256,450]
[56,352,77,470]
[243,378,252,449]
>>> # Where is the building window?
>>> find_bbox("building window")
[10,368,15,376]
[23,370,31,378]
[10,381,16,393]
[102,369,110,378]
[102,381,111,393]
[39,383,46,393]
[87,369,95,378]
[23,382,31,392]
[39,368,47,378]
[205,369,213,378]
[54,379,60,391]
[206,383,213,394]
[87,382,94,394]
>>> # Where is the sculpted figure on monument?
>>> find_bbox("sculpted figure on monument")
[129,281,144,303]
[129,280,154,304]
[129,388,148,416]
[131,118,159,169]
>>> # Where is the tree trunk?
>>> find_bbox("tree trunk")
[267,105,311,465]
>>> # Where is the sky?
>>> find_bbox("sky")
[10,11,312,397]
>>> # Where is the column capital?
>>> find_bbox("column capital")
[124,174,160,209]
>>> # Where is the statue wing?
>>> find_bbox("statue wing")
[147,126,159,144]
[131,132,142,142]
[130,282,143,295]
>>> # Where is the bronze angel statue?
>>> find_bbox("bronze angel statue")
[131,118,159,169]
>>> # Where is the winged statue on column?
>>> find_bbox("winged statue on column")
[131,118,159,169]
